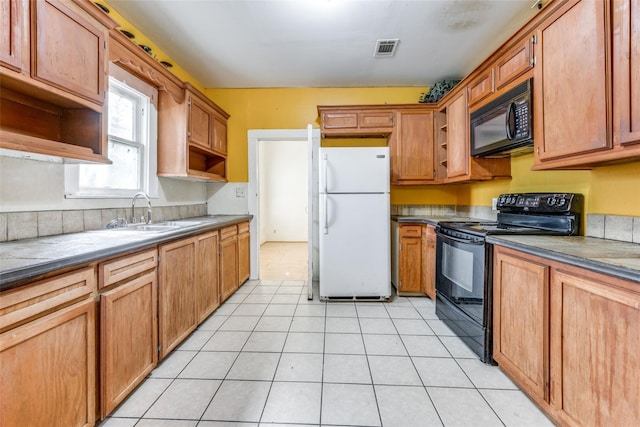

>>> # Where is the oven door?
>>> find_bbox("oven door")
[435,230,486,324]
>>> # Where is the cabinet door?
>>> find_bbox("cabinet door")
[237,225,250,286]
[0,299,96,427]
[550,270,640,427]
[101,271,157,417]
[613,0,640,146]
[422,225,436,299]
[494,36,534,90]
[196,231,220,322]
[392,110,435,183]
[534,0,610,162]
[211,114,227,155]
[322,112,358,130]
[219,236,238,302]
[0,0,28,72]
[158,237,197,359]
[493,249,549,403]
[398,225,422,294]
[446,90,469,178]
[468,68,494,107]
[32,0,105,104]
[188,94,212,149]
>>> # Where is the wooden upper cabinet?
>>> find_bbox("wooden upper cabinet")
[494,35,534,90]
[318,105,394,137]
[0,0,28,73]
[468,68,494,107]
[212,114,227,155]
[613,0,640,147]
[533,0,611,165]
[32,0,106,105]
[390,107,435,184]
[445,89,470,179]
[158,83,229,181]
[187,93,213,149]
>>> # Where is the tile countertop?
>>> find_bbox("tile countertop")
[0,215,252,291]
[486,235,640,284]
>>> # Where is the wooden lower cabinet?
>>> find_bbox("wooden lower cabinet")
[237,221,250,286]
[158,237,197,359]
[196,231,220,322]
[0,298,97,427]
[396,223,436,299]
[550,269,640,427]
[422,225,436,299]
[100,250,158,418]
[493,248,549,402]
[493,245,640,427]
[398,224,423,294]
[220,225,239,302]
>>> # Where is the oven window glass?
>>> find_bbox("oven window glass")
[442,243,474,293]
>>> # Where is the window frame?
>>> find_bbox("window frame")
[65,64,158,199]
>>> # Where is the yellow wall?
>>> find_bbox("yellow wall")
[206,87,461,206]
[103,1,640,216]
[460,155,640,216]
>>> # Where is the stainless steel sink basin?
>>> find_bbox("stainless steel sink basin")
[109,220,203,233]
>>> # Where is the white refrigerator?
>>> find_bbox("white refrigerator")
[319,147,391,300]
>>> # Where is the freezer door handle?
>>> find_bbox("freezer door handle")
[323,153,328,194]
[323,193,328,234]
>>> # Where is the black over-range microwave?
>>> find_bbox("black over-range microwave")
[470,78,533,157]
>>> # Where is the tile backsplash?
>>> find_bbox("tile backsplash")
[586,214,640,244]
[0,204,207,242]
[391,204,498,221]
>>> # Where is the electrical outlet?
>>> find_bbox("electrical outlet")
[235,187,244,197]
[492,197,498,211]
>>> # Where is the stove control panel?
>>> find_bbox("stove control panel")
[496,193,583,214]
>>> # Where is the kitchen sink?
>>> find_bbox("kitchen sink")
[109,220,203,233]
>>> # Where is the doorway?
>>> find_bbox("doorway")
[248,128,321,294]
[258,139,308,280]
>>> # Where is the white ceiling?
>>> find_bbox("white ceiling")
[107,0,539,89]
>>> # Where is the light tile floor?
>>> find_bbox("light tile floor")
[100,280,554,427]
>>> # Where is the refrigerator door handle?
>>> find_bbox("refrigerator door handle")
[323,153,329,194]
[323,193,329,234]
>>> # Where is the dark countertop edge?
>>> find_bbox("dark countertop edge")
[486,236,640,285]
[0,215,252,292]
[391,215,484,226]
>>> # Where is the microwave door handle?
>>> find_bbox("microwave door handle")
[505,102,517,140]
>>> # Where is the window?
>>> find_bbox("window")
[65,65,158,198]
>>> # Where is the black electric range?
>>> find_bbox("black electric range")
[434,193,583,363]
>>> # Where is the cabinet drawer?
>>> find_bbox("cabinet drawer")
[0,267,96,332]
[399,225,422,238]
[237,221,250,234]
[220,225,238,240]
[99,249,158,289]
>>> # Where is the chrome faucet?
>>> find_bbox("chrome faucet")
[131,191,152,224]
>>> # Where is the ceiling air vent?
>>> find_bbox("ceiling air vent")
[374,39,399,57]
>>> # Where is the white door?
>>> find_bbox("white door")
[319,192,391,299]
[320,147,390,194]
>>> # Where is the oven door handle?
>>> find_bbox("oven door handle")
[436,231,484,245]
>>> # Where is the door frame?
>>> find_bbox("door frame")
[247,127,321,292]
